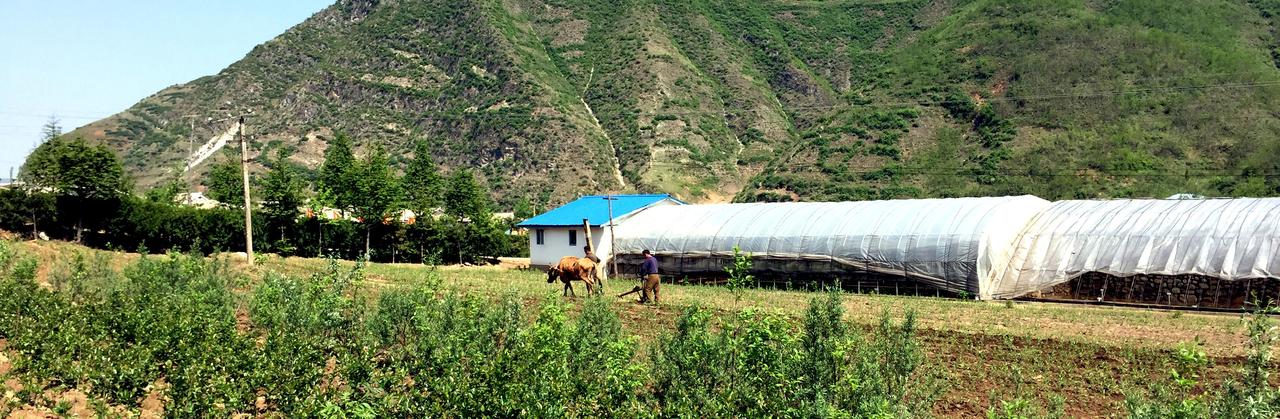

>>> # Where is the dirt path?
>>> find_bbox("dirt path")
[183,121,241,172]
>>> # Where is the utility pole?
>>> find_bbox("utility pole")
[583,217,603,289]
[582,218,595,253]
[238,117,255,265]
[179,114,200,172]
[183,115,198,157]
[604,195,618,279]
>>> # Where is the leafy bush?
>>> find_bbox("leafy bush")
[724,245,753,306]
[0,249,943,416]
[1126,306,1280,419]
[1207,307,1280,419]
[653,291,937,417]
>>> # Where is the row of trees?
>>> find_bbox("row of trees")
[1,124,523,264]
[240,134,519,263]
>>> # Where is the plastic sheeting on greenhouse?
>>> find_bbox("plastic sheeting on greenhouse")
[988,198,1280,300]
[611,195,1050,295]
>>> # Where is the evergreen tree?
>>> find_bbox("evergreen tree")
[260,150,305,255]
[352,145,402,256]
[204,159,245,207]
[305,188,336,258]
[444,169,490,220]
[40,115,62,143]
[401,140,445,214]
[442,170,504,263]
[318,133,357,210]
[20,137,125,242]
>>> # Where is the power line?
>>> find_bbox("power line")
[0,104,120,115]
[0,111,107,119]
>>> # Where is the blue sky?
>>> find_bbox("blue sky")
[0,0,333,176]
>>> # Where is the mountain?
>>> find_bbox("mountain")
[67,0,1280,207]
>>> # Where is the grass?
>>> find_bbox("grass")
[6,239,1268,416]
[253,250,1251,354]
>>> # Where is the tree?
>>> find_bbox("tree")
[444,169,490,220]
[40,116,62,143]
[145,164,186,204]
[401,140,445,214]
[513,197,534,221]
[304,189,335,257]
[204,159,245,207]
[260,150,305,255]
[318,133,358,211]
[20,137,125,242]
[442,170,504,263]
[351,145,402,256]
[0,187,55,239]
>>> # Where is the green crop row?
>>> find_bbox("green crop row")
[0,244,937,417]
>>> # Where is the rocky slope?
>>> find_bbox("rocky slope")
[68,0,1280,207]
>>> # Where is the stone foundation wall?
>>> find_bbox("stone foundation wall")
[611,255,968,297]
[1034,273,1280,308]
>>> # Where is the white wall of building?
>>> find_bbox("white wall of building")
[529,227,609,268]
[526,198,681,278]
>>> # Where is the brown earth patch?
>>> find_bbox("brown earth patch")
[0,339,10,377]
[139,379,166,419]
[497,257,531,270]
[991,78,1009,96]
[914,0,954,29]
[235,307,252,333]
[549,19,588,47]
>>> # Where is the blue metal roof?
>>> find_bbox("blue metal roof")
[517,194,683,227]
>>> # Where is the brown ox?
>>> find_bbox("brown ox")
[547,256,599,296]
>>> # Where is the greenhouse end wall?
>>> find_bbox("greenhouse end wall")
[990,198,1280,300]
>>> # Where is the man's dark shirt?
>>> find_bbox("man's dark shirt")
[641,256,658,275]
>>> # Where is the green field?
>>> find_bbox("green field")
[0,240,1274,417]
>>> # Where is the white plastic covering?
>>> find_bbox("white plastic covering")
[612,196,1050,295]
[989,198,1280,299]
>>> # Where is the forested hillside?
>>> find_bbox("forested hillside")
[66,0,1280,206]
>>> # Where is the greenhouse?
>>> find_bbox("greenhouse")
[989,198,1280,306]
[610,195,1050,296]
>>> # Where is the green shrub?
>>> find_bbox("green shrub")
[1127,306,1280,419]
[0,252,939,416]
[652,291,936,417]
[1207,307,1280,419]
[724,245,754,307]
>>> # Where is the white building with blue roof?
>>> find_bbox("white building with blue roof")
[517,194,684,272]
